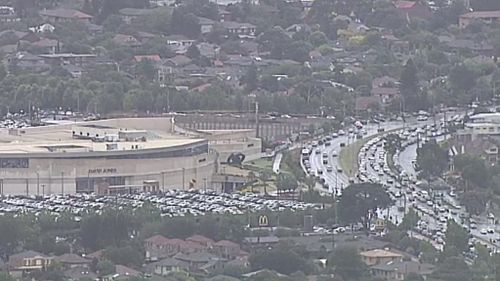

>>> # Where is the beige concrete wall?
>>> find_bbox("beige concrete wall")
[0,150,216,195]
[211,137,262,163]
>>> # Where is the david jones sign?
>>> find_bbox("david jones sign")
[88,168,117,174]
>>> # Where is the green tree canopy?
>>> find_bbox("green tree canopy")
[338,183,392,232]
[416,139,448,179]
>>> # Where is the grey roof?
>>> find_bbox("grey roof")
[56,253,90,264]
[173,252,220,263]
[10,250,48,260]
[371,261,435,275]
[64,266,98,280]
[153,257,187,268]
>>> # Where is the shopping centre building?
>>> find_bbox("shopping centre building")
[0,117,261,195]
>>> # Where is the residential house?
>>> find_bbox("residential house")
[197,42,220,59]
[243,236,280,250]
[186,235,215,247]
[8,250,54,275]
[30,38,59,54]
[0,6,20,22]
[64,266,98,281]
[360,249,404,266]
[136,31,156,43]
[459,10,500,28]
[198,17,215,34]
[118,8,157,24]
[450,136,499,166]
[393,0,432,19]
[112,34,141,48]
[166,35,195,48]
[134,55,162,63]
[145,235,173,261]
[102,265,142,281]
[151,258,188,275]
[6,52,50,73]
[371,76,400,104]
[29,23,55,33]
[173,252,225,273]
[39,9,92,23]
[38,53,97,67]
[370,261,434,281]
[219,10,232,21]
[220,21,256,37]
[165,55,192,68]
[212,240,240,259]
[55,254,91,269]
[84,22,103,36]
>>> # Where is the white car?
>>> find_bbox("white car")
[480,229,488,235]
[338,130,346,136]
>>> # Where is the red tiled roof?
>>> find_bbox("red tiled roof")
[32,38,58,48]
[394,0,417,9]
[186,234,215,244]
[461,10,500,19]
[145,235,170,245]
[134,55,161,62]
[168,238,187,246]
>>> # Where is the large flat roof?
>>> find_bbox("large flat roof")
[0,139,204,154]
[0,117,206,155]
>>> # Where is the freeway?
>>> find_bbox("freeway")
[305,121,409,195]
[302,111,500,254]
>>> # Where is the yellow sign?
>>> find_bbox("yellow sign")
[258,215,269,227]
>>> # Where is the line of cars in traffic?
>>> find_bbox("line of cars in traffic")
[0,189,321,219]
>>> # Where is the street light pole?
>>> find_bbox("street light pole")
[36,172,40,196]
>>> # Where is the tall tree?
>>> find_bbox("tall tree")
[433,256,472,281]
[416,139,448,180]
[444,220,469,254]
[337,183,392,233]
[400,59,420,111]
[328,246,366,280]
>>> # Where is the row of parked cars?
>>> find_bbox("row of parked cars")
[0,189,321,218]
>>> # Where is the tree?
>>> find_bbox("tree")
[170,9,200,38]
[186,44,201,61]
[433,256,472,281]
[444,220,469,254]
[135,60,157,81]
[416,139,448,179]
[405,272,424,281]
[329,246,366,280]
[242,63,258,92]
[309,31,328,47]
[337,183,392,233]
[276,173,298,195]
[384,134,402,155]
[96,259,115,276]
[400,59,421,111]
[104,245,144,267]
[449,64,476,97]
[460,191,487,215]
[248,248,312,275]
